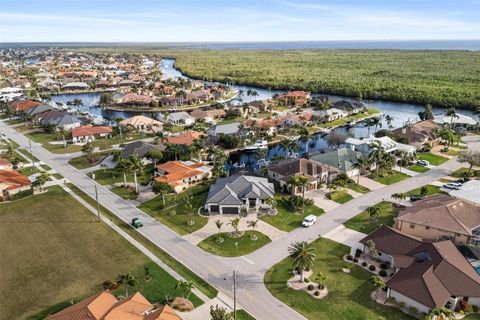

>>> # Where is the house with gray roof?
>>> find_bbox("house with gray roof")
[207,122,242,137]
[43,113,82,130]
[167,112,195,126]
[205,175,274,214]
[310,148,363,178]
[121,140,166,158]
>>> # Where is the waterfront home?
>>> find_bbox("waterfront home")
[284,112,313,127]
[185,90,212,104]
[46,291,181,320]
[62,82,90,91]
[120,93,152,106]
[332,99,366,114]
[72,125,112,143]
[276,91,310,106]
[25,104,55,118]
[42,112,82,130]
[165,131,204,146]
[121,140,166,158]
[160,95,184,106]
[154,160,212,193]
[117,79,138,87]
[433,113,477,130]
[310,148,363,178]
[167,112,196,126]
[314,108,348,122]
[395,194,480,246]
[207,122,242,138]
[205,175,274,214]
[190,109,226,123]
[244,117,285,136]
[345,135,416,156]
[358,225,480,314]
[267,158,339,194]
[7,99,40,112]
[119,115,163,133]
[391,120,441,149]
[95,80,114,89]
[248,99,273,112]
[0,169,31,199]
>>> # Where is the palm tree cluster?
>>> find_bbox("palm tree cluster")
[115,154,144,194]
[288,241,316,282]
[279,139,300,159]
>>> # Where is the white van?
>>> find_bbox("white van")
[302,215,317,227]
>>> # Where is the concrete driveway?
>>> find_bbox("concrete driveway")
[305,189,339,211]
[323,225,366,248]
[447,180,480,205]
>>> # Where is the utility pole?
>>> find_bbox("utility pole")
[28,139,35,170]
[233,269,237,320]
[95,185,100,222]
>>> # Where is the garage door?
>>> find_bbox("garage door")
[210,205,219,213]
[222,207,239,214]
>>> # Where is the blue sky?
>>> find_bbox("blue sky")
[1,0,479,42]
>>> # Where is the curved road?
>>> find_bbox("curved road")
[1,121,464,320]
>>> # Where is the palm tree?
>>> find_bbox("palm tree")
[384,115,394,128]
[175,280,195,300]
[81,141,95,163]
[152,181,172,208]
[298,127,310,154]
[247,220,259,240]
[367,206,380,223]
[166,143,183,161]
[5,142,15,159]
[315,272,327,290]
[57,126,68,148]
[397,150,410,173]
[392,192,407,205]
[117,273,137,297]
[368,140,385,173]
[418,103,433,121]
[33,171,50,191]
[371,116,382,132]
[191,139,205,162]
[369,275,385,300]
[363,118,375,136]
[352,155,369,184]
[288,241,316,282]
[185,196,194,226]
[365,239,378,257]
[127,155,143,194]
[445,107,458,130]
[279,139,291,159]
[289,175,308,213]
[228,217,241,236]
[116,158,130,187]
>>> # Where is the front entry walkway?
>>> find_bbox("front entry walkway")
[183,213,287,245]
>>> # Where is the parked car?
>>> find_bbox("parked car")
[443,183,460,190]
[417,160,430,166]
[131,217,143,228]
[302,215,317,227]
[410,196,424,202]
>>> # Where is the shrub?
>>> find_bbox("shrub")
[318,283,325,290]
[386,297,396,304]
[304,278,310,283]
[307,284,314,291]
[305,267,311,272]
[346,255,353,261]
[369,265,376,271]
[472,305,479,313]
[314,290,320,296]
[379,270,387,277]
[408,307,418,315]
[380,263,388,270]
[102,280,119,290]
[355,249,362,257]
[353,258,359,263]
[362,262,368,267]
[398,302,406,308]
[326,188,348,201]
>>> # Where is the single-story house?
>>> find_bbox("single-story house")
[345,135,416,156]
[121,140,166,158]
[276,91,310,106]
[165,131,204,146]
[63,82,90,91]
[433,113,477,130]
[190,109,226,123]
[46,291,181,320]
[395,194,480,247]
[267,158,339,194]
[205,175,274,214]
[314,108,348,122]
[72,126,113,143]
[167,112,195,126]
[207,122,242,138]
[332,100,366,114]
[310,148,364,178]
[154,160,212,193]
[42,113,82,130]
[120,93,152,105]
[391,120,441,149]
[359,225,480,314]
[119,115,163,133]
[8,99,40,112]
[0,169,31,198]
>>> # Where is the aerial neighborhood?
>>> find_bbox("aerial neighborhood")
[1,47,480,320]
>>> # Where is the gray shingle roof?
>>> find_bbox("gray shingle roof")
[206,175,274,205]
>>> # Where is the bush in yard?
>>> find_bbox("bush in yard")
[314,290,320,296]
[369,265,376,271]
[353,258,358,263]
[362,262,368,267]
[346,255,353,261]
[326,188,348,201]
[304,278,310,283]
[307,284,314,291]
[408,307,418,315]
[355,248,362,257]
[380,263,388,270]
[379,270,387,277]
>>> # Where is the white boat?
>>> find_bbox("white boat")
[287,135,301,141]
[243,140,268,151]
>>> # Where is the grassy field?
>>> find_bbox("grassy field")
[264,238,414,320]
[198,231,271,257]
[345,180,370,194]
[343,201,399,234]
[417,152,449,165]
[407,184,444,196]
[17,166,38,177]
[68,151,112,169]
[90,167,153,186]
[17,148,40,162]
[164,49,480,109]
[332,193,353,204]
[406,164,430,173]
[138,183,211,235]
[111,186,138,200]
[236,310,256,320]
[259,195,324,232]
[66,183,218,299]
[368,170,410,185]
[450,167,480,178]
[0,186,201,319]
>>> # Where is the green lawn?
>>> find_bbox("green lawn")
[218,117,246,125]
[198,231,271,257]
[26,132,81,154]
[345,180,370,194]
[417,152,448,165]
[407,185,444,197]
[68,151,111,169]
[5,118,24,125]
[406,164,430,173]
[138,183,211,235]
[111,186,138,200]
[90,167,153,186]
[17,166,38,177]
[333,193,354,204]
[344,201,399,234]
[368,170,409,185]
[236,310,256,320]
[450,167,480,178]
[264,238,414,320]
[52,173,64,180]
[17,148,40,162]
[259,195,325,232]
[66,183,218,300]
[0,186,200,320]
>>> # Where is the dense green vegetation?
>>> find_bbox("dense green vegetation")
[164,50,480,108]
[264,238,414,320]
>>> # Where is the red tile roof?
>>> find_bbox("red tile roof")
[72,126,113,137]
[165,132,203,146]
[0,169,31,190]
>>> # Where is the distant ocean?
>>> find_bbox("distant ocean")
[2,40,480,51]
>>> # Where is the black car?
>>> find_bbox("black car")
[410,196,424,202]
